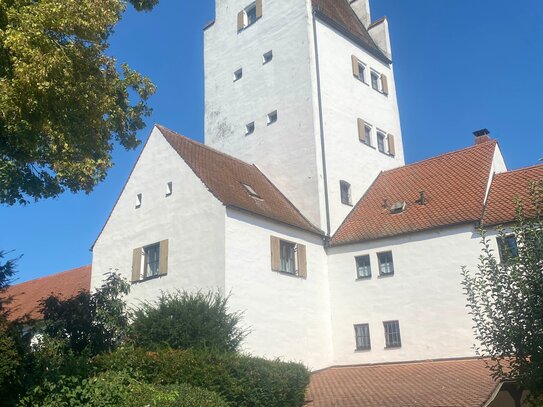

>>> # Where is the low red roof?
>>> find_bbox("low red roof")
[332,141,497,246]
[306,358,502,407]
[157,126,322,235]
[483,164,543,226]
[2,265,91,321]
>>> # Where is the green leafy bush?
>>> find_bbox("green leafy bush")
[19,371,228,407]
[94,347,311,407]
[129,290,246,352]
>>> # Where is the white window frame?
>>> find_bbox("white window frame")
[363,123,373,146]
[383,320,402,348]
[357,61,367,83]
[376,130,387,154]
[377,251,394,276]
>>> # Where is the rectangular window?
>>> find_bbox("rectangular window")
[246,3,258,26]
[377,251,394,276]
[340,180,352,206]
[263,50,273,64]
[280,240,297,275]
[132,240,169,283]
[245,122,255,136]
[497,235,519,263]
[354,324,371,350]
[377,131,386,153]
[135,193,142,208]
[363,125,372,145]
[357,62,366,82]
[234,68,243,82]
[143,243,160,279]
[237,0,262,31]
[384,320,402,348]
[267,110,278,125]
[355,255,372,279]
[371,71,380,91]
[270,237,307,278]
[166,182,173,197]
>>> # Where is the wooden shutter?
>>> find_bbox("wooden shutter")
[357,118,366,142]
[297,244,307,279]
[351,55,360,78]
[237,10,245,31]
[381,74,389,95]
[158,239,169,276]
[387,134,396,156]
[270,236,281,272]
[256,0,263,19]
[131,248,142,283]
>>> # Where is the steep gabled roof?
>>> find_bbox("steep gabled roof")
[312,0,389,63]
[157,126,322,235]
[2,265,91,321]
[306,358,502,407]
[332,140,497,245]
[483,164,543,226]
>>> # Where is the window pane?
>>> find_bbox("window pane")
[356,255,371,278]
[246,4,257,25]
[358,64,365,81]
[377,133,386,153]
[340,181,351,205]
[384,321,401,348]
[364,125,372,145]
[378,252,394,275]
[144,244,160,278]
[498,235,519,263]
[355,324,371,350]
[280,241,296,274]
[371,72,379,90]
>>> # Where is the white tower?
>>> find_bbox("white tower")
[204,0,405,234]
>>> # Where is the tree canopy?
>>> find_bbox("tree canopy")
[0,0,158,205]
[462,179,543,405]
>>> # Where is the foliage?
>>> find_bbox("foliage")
[94,347,311,407]
[0,0,158,205]
[19,371,229,407]
[0,250,18,317]
[130,290,247,352]
[41,272,130,356]
[462,179,543,404]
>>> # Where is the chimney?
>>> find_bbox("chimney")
[473,129,491,145]
[349,0,371,28]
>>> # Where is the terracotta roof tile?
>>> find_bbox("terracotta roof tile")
[2,265,91,321]
[157,125,322,235]
[312,0,389,62]
[306,358,501,407]
[483,164,543,226]
[332,141,497,245]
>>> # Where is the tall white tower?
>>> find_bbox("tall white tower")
[204,0,405,234]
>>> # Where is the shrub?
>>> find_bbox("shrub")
[129,290,246,352]
[19,371,228,407]
[94,347,311,407]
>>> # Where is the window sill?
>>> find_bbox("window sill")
[385,345,401,350]
[354,348,371,353]
[273,269,303,279]
[132,274,167,285]
[378,273,394,279]
[342,202,353,207]
[354,77,369,86]
[360,141,376,149]
[238,17,261,33]
[356,276,372,281]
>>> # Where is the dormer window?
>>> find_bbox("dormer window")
[237,0,262,31]
[242,183,262,200]
[340,181,352,206]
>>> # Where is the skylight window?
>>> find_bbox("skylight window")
[242,183,262,200]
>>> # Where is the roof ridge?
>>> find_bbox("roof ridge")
[495,162,543,176]
[325,356,488,372]
[12,265,91,287]
[382,140,497,176]
[156,124,258,169]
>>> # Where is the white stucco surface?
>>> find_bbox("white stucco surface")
[224,208,333,370]
[92,128,227,307]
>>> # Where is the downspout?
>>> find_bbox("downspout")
[312,12,332,239]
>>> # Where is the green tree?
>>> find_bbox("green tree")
[41,272,130,356]
[462,179,543,406]
[130,291,247,352]
[0,0,158,205]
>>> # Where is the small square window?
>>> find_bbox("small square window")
[340,180,352,206]
[497,235,519,263]
[371,71,380,91]
[280,240,297,275]
[354,324,371,350]
[143,243,160,279]
[136,193,142,208]
[355,255,372,279]
[377,131,386,153]
[234,68,243,82]
[245,122,255,136]
[166,182,173,197]
[263,50,273,64]
[384,320,402,348]
[267,110,278,125]
[363,125,372,146]
[378,251,394,276]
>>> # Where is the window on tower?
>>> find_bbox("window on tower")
[245,122,255,136]
[340,181,352,206]
[377,131,386,153]
[371,71,380,91]
[237,0,262,31]
[234,68,243,82]
[263,50,273,64]
[267,110,278,125]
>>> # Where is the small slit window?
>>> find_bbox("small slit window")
[166,182,173,197]
[263,50,273,64]
[267,110,278,125]
[340,180,352,206]
[245,122,255,136]
[234,68,243,82]
[136,193,142,209]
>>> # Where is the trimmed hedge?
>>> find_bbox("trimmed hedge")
[19,371,229,407]
[93,347,311,407]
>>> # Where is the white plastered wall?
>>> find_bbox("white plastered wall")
[314,19,405,233]
[204,0,325,229]
[224,208,333,370]
[327,224,486,366]
[92,128,227,307]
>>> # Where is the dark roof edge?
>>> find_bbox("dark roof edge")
[203,19,215,30]
[368,16,386,29]
[313,10,391,65]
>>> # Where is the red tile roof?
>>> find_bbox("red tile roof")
[332,141,497,245]
[157,126,322,235]
[483,164,543,226]
[306,358,502,407]
[312,0,389,63]
[2,265,91,321]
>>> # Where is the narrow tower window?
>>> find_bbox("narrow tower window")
[135,193,142,209]
[340,181,352,206]
[263,50,273,64]
[371,71,380,91]
[245,122,255,136]
[267,111,278,125]
[234,68,243,82]
[166,182,173,197]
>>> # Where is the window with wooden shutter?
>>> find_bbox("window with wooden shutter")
[237,10,245,31]
[131,247,142,282]
[255,0,263,19]
[357,118,365,142]
[297,244,307,279]
[387,134,396,156]
[271,236,307,278]
[381,74,389,95]
[158,239,169,276]
[351,55,360,78]
[270,236,281,272]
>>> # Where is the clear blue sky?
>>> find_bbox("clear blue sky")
[2,0,542,283]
